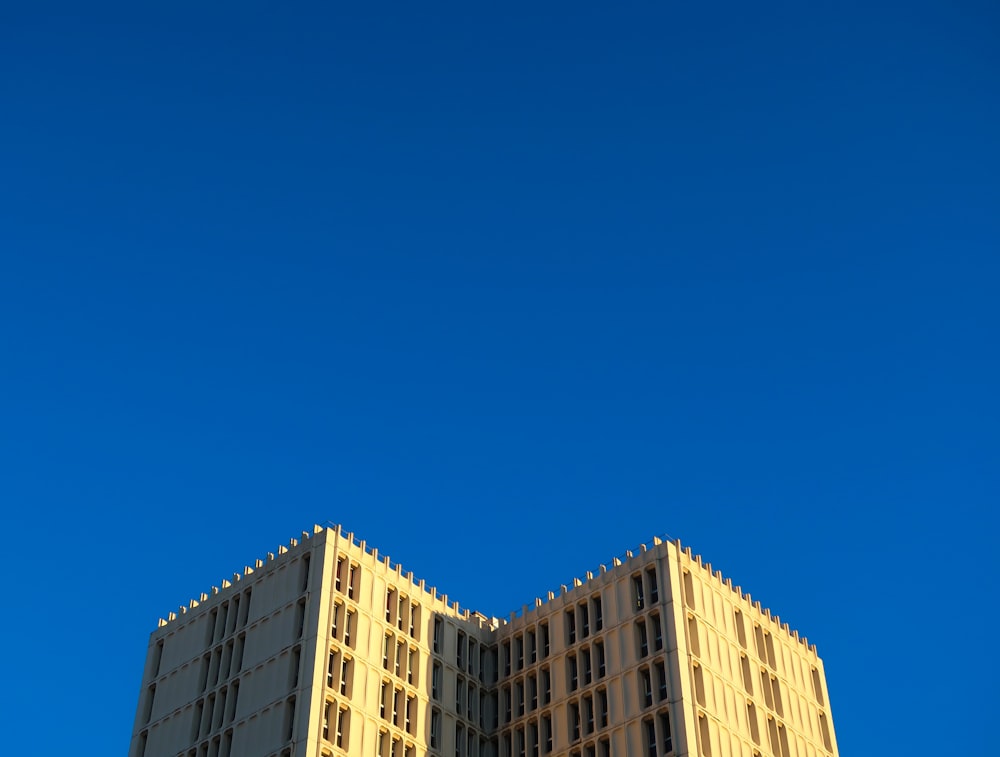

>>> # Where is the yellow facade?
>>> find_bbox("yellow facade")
[129,526,837,757]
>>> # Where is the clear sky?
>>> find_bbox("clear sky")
[1,2,997,754]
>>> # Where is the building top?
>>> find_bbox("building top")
[152,522,819,654]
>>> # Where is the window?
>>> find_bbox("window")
[503,641,512,677]
[528,630,537,664]
[457,631,467,669]
[582,647,592,685]
[322,700,332,740]
[387,589,396,623]
[579,603,590,639]
[341,656,351,696]
[430,709,441,749]
[583,694,594,735]
[541,667,551,704]
[336,705,348,749]
[592,595,603,632]
[651,613,663,651]
[569,701,581,741]
[347,564,357,599]
[646,567,659,604]
[542,715,552,753]
[658,709,673,754]
[432,663,442,700]
[566,610,576,644]
[344,609,355,648]
[335,557,345,592]
[747,702,760,745]
[636,620,649,658]
[597,688,608,729]
[655,660,667,701]
[595,641,606,679]
[568,654,578,691]
[540,623,550,658]
[529,674,538,711]
[516,679,525,716]
[640,667,653,707]
[633,574,645,611]
[434,618,443,654]
[644,718,656,757]
[515,635,524,671]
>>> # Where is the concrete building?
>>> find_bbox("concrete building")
[129,525,838,757]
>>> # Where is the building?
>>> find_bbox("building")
[129,525,838,757]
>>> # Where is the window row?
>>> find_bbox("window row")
[376,729,417,757]
[379,681,418,736]
[326,648,354,697]
[567,689,610,742]
[434,621,498,685]
[634,612,663,660]
[567,641,606,692]
[205,587,253,647]
[501,715,552,757]
[321,699,351,750]
[335,557,360,600]
[189,681,242,744]
[383,632,420,684]
[331,601,357,648]
[632,566,659,613]
[567,738,611,757]
[638,660,670,708]
[385,587,421,641]
[566,595,603,645]
[643,709,674,757]
[500,668,551,723]
[502,622,551,677]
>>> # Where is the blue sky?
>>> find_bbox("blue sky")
[1,2,996,754]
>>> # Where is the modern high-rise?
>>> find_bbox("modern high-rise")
[129,525,838,757]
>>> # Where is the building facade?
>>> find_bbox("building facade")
[129,525,838,757]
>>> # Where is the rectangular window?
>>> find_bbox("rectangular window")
[570,701,580,741]
[651,613,663,651]
[540,623,550,657]
[640,667,653,707]
[597,688,608,728]
[528,630,537,664]
[568,654,578,691]
[503,641,512,677]
[658,709,673,754]
[434,618,443,654]
[430,709,441,749]
[341,657,350,696]
[637,620,649,658]
[582,647,592,685]
[655,660,667,701]
[644,718,656,757]
[579,603,590,638]
[646,567,659,604]
[336,706,348,749]
[566,610,576,644]
[348,564,357,599]
[541,667,551,704]
[592,595,603,632]
[543,715,553,753]
[432,663,442,700]
[335,558,345,592]
[457,631,466,670]
[633,575,645,611]
[596,641,606,678]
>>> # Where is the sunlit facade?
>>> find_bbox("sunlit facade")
[129,525,838,757]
